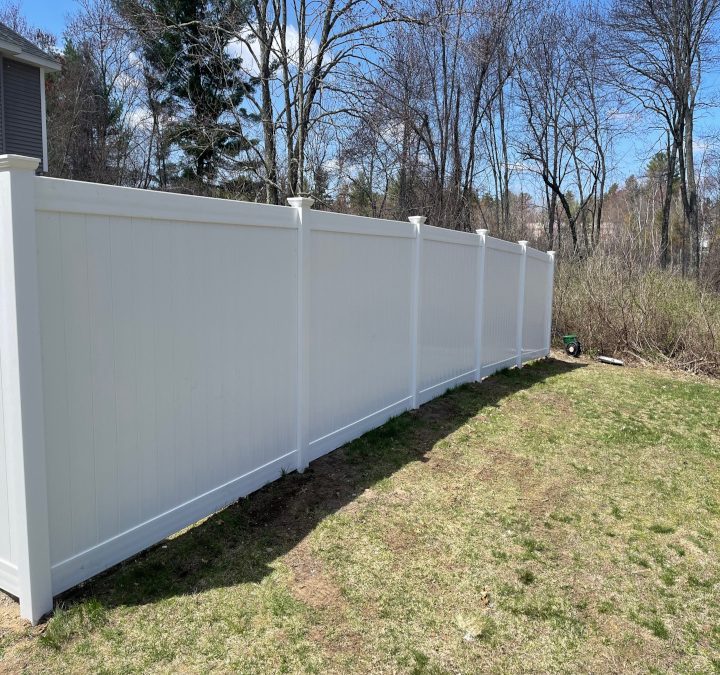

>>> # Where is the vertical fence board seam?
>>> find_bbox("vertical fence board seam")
[408,216,425,409]
[289,197,313,472]
[516,241,528,367]
[474,229,488,380]
[545,251,556,354]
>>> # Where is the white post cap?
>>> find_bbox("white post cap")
[408,216,426,226]
[287,197,315,209]
[0,155,40,171]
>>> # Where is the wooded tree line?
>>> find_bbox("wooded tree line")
[1,0,719,281]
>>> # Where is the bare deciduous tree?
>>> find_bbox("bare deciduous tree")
[516,3,614,256]
[609,0,720,276]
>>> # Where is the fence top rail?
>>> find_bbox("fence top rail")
[309,209,414,239]
[485,235,524,255]
[526,247,552,262]
[34,176,299,230]
[421,224,479,246]
[32,175,552,258]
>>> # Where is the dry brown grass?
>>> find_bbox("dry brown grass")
[0,355,718,673]
[554,253,720,376]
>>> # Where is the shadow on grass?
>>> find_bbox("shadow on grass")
[52,357,586,614]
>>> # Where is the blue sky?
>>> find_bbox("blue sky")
[13,0,720,185]
[18,0,69,35]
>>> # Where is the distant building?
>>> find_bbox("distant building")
[526,220,621,241]
[0,23,61,172]
[526,222,545,239]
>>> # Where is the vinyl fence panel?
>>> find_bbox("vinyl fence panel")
[306,211,415,461]
[480,237,525,376]
[33,180,300,596]
[0,154,555,623]
[417,225,478,404]
[522,247,554,360]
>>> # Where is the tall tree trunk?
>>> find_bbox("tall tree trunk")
[498,80,510,235]
[261,89,279,203]
[255,0,279,204]
[547,188,557,250]
[684,107,700,277]
[279,0,295,196]
[293,0,306,195]
[398,123,409,218]
[660,135,678,269]
[556,189,579,254]
[677,111,700,278]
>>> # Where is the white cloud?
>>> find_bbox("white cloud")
[125,105,153,131]
[281,25,322,69]
[322,157,340,172]
[378,121,404,144]
[227,29,259,76]
[226,24,324,78]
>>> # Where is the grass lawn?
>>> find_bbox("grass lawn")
[1,354,719,673]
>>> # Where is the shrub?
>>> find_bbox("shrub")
[553,252,720,376]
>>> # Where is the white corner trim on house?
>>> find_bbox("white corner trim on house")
[39,69,47,172]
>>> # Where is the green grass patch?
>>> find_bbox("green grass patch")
[649,524,676,535]
[38,599,107,651]
[2,356,719,673]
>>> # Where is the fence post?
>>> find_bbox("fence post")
[516,241,528,368]
[0,155,53,624]
[288,197,314,472]
[408,216,425,409]
[474,229,488,381]
[545,251,556,355]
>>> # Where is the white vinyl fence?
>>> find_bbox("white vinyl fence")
[0,154,555,622]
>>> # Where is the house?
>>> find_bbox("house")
[0,22,60,172]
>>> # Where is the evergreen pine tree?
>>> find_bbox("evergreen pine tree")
[119,0,258,193]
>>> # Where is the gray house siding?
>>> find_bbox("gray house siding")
[2,57,42,161]
[0,58,4,153]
